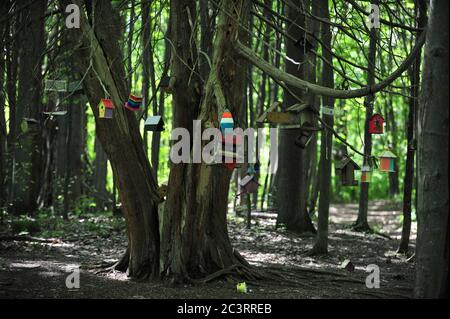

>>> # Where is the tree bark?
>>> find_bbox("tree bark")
[276,0,315,234]
[12,0,47,214]
[62,0,161,280]
[311,0,334,254]
[398,0,427,254]
[161,0,250,281]
[355,0,378,232]
[415,0,448,299]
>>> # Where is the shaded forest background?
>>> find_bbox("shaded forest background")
[0,0,447,298]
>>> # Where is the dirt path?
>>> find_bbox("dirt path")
[0,201,415,299]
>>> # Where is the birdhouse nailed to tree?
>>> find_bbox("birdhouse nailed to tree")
[124,94,142,111]
[257,101,305,126]
[336,156,360,186]
[239,175,260,194]
[379,150,396,172]
[220,109,234,134]
[98,98,114,119]
[213,134,243,171]
[368,113,385,134]
[160,76,176,94]
[361,165,372,183]
[144,115,165,132]
[295,121,320,149]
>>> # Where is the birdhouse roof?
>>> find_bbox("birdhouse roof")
[101,99,114,109]
[239,175,259,187]
[336,157,360,170]
[380,150,396,158]
[145,115,163,126]
[371,113,384,121]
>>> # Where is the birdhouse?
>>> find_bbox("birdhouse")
[124,94,142,111]
[257,101,309,126]
[369,113,385,134]
[341,259,355,272]
[361,165,372,183]
[211,134,243,170]
[98,98,114,119]
[160,76,175,93]
[295,121,318,149]
[239,175,260,194]
[336,156,360,186]
[379,150,396,172]
[44,79,67,92]
[220,109,234,135]
[144,115,165,132]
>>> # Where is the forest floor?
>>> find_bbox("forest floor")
[0,200,416,299]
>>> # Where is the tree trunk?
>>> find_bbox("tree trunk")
[354,0,378,232]
[63,0,161,280]
[276,0,315,234]
[161,0,250,281]
[415,0,448,299]
[310,0,334,255]
[398,0,427,254]
[12,0,47,214]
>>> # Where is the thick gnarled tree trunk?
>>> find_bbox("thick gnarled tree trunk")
[62,0,160,280]
[161,0,251,282]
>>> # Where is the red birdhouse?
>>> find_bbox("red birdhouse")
[369,113,385,134]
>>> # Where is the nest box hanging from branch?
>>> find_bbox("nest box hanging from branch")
[98,99,114,119]
[369,113,385,134]
[145,115,165,132]
[336,156,360,186]
[360,165,372,183]
[124,94,142,111]
[257,101,311,126]
[239,175,260,194]
[220,109,234,134]
[379,150,396,172]
[160,76,176,94]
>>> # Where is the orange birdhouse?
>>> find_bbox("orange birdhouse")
[98,99,114,119]
[379,150,396,172]
[369,113,385,134]
[361,165,372,183]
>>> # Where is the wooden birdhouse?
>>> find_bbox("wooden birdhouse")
[295,121,319,149]
[98,98,114,119]
[211,134,243,170]
[144,115,165,132]
[239,175,260,194]
[361,165,372,183]
[220,109,234,134]
[336,156,360,186]
[124,94,143,111]
[379,150,396,172]
[160,76,176,93]
[44,79,67,92]
[341,259,355,272]
[257,101,310,126]
[369,113,385,134]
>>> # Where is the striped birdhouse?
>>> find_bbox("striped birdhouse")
[379,150,396,172]
[220,109,234,135]
[124,94,142,111]
[98,99,114,119]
